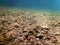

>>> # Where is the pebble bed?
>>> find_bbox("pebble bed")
[0,8,60,45]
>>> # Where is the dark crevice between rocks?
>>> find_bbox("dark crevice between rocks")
[36,35,44,40]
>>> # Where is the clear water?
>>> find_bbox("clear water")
[0,0,60,12]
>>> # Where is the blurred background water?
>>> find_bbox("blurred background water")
[0,0,60,13]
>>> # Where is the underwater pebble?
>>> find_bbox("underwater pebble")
[0,8,60,45]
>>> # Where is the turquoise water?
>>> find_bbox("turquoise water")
[0,0,60,12]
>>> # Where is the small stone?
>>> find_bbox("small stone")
[36,34,44,39]
[10,23,19,28]
[0,34,4,41]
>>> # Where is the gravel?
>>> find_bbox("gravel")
[0,8,60,45]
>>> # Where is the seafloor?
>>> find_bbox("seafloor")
[0,8,60,45]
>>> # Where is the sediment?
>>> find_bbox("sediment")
[0,8,60,45]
